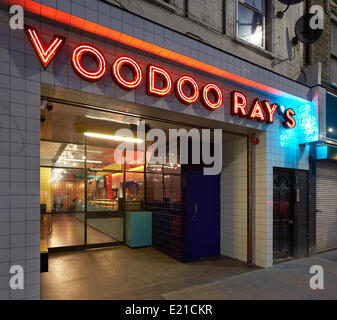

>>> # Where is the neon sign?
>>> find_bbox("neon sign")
[201,83,223,110]
[112,56,143,90]
[175,75,199,104]
[25,25,299,129]
[147,65,172,97]
[282,108,297,129]
[248,99,266,122]
[298,104,318,142]
[71,44,107,81]
[230,91,247,117]
[25,25,65,69]
[262,101,278,124]
[230,91,295,125]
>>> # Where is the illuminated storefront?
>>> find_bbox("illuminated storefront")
[0,1,326,297]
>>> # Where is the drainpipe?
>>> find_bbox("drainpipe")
[247,134,253,266]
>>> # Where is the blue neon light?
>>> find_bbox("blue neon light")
[298,104,318,143]
[279,102,318,147]
[280,127,295,147]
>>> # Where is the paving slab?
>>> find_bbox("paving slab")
[162,251,337,300]
[41,246,256,300]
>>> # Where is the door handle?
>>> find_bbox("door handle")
[194,203,198,218]
[315,210,322,214]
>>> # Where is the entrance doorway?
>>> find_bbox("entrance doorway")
[40,96,246,262]
[185,169,220,260]
[40,101,185,253]
[273,168,294,261]
[273,167,310,262]
[40,102,148,250]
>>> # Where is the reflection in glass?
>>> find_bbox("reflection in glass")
[243,0,263,11]
[86,171,123,212]
[40,168,85,248]
[40,141,85,168]
[147,173,163,202]
[164,164,181,174]
[40,101,187,250]
[164,174,181,202]
[238,3,264,47]
[85,170,125,244]
[126,172,144,211]
[124,148,145,170]
[85,144,122,170]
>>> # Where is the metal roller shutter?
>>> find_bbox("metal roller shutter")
[316,161,337,252]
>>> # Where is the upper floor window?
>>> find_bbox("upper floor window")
[332,22,337,57]
[149,0,174,5]
[146,0,176,12]
[237,0,265,48]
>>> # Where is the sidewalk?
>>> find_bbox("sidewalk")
[162,250,337,300]
[41,246,256,300]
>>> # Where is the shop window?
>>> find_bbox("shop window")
[126,172,145,210]
[40,141,85,168]
[146,173,164,202]
[40,103,144,249]
[236,0,266,48]
[40,167,85,248]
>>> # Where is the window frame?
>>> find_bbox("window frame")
[331,19,337,87]
[146,0,176,13]
[236,0,266,49]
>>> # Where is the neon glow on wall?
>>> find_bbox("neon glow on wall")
[279,102,319,146]
[298,104,319,143]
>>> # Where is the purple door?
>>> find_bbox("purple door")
[186,170,220,260]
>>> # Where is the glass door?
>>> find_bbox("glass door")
[40,101,146,250]
[85,169,125,245]
[84,141,125,246]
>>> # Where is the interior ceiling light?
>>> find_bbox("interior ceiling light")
[85,115,131,125]
[84,132,143,143]
[55,144,104,164]
[75,149,102,154]
[62,158,103,164]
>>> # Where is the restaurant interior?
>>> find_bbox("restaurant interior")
[40,101,182,254]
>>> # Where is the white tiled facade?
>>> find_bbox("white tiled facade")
[0,0,326,299]
[221,136,247,263]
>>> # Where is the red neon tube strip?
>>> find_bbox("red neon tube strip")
[6,0,295,99]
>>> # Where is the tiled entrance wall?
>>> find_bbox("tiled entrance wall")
[221,136,248,263]
[221,128,311,269]
[0,0,323,298]
[0,10,41,299]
